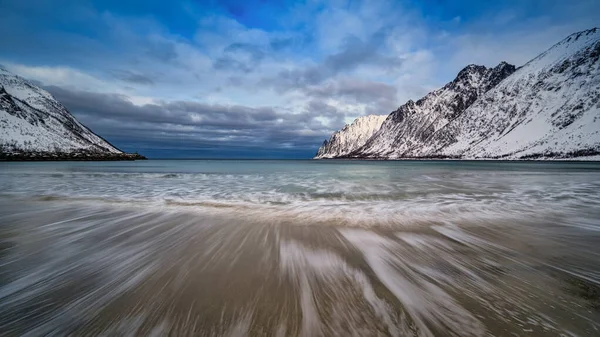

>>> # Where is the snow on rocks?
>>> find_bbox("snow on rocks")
[0,67,144,160]
[315,28,600,160]
[315,115,387,158]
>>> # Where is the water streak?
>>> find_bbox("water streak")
[0,160,599,336]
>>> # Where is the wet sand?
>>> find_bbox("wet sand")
[1,199,599,336]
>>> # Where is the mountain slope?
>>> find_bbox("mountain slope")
[418,28,600,159]
[0,68,144,160]
[315,28,600,160]
[346,62,516,158]
[315,115,387,158]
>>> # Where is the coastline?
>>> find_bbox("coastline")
[313,157,600,162]
[313,151,600,161]
[0,152,147,161]
[1,192,599,336]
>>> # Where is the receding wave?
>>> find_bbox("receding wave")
[1,161,599,335]
[165,199,251,209]
[0,196,598,336]
[8,190,583,230]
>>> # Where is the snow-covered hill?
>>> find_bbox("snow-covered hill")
[315,28,600,160]
[315,115,387,158]
[351,62,516,158]
[0,68,144,160]
[420,28,600,159]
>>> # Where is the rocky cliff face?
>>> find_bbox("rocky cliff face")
[418,28,600,159]
[315,114,387,158]
[316,28,600,160]
[348,62,516,158]
[0,68,145,160]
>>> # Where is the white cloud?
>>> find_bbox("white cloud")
[2,62,110,92]
[2,0,598,156]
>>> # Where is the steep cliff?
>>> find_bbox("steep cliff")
[315,115,387,158]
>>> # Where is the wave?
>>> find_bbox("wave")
[3,191,586,231]
[0,196,598,336]
[1,161,599,231]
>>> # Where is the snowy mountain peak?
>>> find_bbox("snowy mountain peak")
[346,61,516,158]
[316,28,600,161]
[314,62,516,161]
[520,27,600,73]
[0,68,142,159]
[557,27,598,47]
[320,28,599,160]
[427,28,600,159]
[450,62,516,93]
[342,114,386,131]
[315,114,387,158]
[455,64,487,79]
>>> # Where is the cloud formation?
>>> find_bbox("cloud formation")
[0,0,598,157]
[44,85,336,158]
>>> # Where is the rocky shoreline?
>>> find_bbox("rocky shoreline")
[316,148,600,161]
[0,151,147,161]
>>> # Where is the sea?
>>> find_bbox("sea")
[0,159,599,336]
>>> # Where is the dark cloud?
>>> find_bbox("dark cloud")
[258,75,398,120]
[44,85,334,158]
[145,39,178,63]
[269,37,296,51]
[110,69,155,85]
[224,43,265,60]
[213,42,266,73]
[262,29,404,91]
[305,100,347,128]
[269,34,314,51]
[306,78,398,116]
[323,34,403,73]
[213,57,254,73]
[5,0,600,159]
[306,79,396,103]
[250,29,403,121]
[47,85,283,128]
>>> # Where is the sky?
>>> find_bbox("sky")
[0,0,598,158]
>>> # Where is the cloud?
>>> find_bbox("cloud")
[43,85,335,157]
[323,31,403,72]
[263,28,406,91]
[144,38,179,63]
[304,78,398,117]
[307,79,396,103]
[1,0,599,157]
[2,63,113,92]
[110,70,155,85]
[212,42,266,73]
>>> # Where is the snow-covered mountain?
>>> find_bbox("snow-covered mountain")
[0,68,144,160]
[315,28,600,160]
[417,28,600,159]
[315,114,387,158]
[351,62,516,158]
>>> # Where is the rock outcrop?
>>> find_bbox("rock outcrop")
[316,28,600,160]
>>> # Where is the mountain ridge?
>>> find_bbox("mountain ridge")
[315,114,387,159]
[315,28,600,160]
[0,68,146,160]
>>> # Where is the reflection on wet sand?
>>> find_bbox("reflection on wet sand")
[1,199,598,336]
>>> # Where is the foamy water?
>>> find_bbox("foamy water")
[0,160,599,336]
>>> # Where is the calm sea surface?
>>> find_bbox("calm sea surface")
[1,160,599,336]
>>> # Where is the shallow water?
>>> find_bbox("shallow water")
[0,160,599,336]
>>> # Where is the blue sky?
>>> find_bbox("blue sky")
[0,0,598,158]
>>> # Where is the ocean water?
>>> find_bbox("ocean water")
[0,159,599,336]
